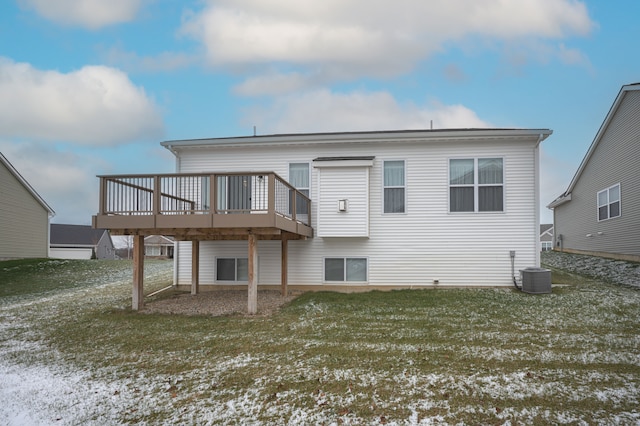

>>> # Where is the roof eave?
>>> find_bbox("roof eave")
[161,128,553,151]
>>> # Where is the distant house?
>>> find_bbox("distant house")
[144,235,174,259]
[0,153,55,260]
[548,83,640,261]
[50,224,116,260]
[540,224,554,251]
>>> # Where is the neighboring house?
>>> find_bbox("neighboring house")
[0,152,55,260]
[144,235,174,259]
[95,128,552,303]
[50,224,116,260]
[548,83,640,262]
[540,224,554,251]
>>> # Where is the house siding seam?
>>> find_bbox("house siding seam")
[0,161,49,259]
[172,136,541,287]
[554,90,640,256]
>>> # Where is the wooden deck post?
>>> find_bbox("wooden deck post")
[191,240,200,295]
[248,233,258,314]
[132,235,145,311]
[281,238,288,296]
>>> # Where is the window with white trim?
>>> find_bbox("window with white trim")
[216,257,248,282]
[289,163,310,215]
[324,257,367,282]
[541,241,553,251]
[597,184,620,221]
[449,158,503,212]
[383,160,405,213]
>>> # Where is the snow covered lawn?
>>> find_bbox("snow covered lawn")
[1,257,639,425]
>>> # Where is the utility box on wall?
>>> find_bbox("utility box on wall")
[520,267,552,294]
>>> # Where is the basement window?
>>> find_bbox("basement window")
[324,257,367,282]
[216,257,248,282]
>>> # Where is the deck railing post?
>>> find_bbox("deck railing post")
[268,173,275,216]
[153,176,161,215]
[99,177,107,215]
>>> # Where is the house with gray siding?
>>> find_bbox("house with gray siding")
[50,224,116,260]
[0,153,55,259]
[540,224,554,251]
[95,128,552,310]
[548,83,640,261]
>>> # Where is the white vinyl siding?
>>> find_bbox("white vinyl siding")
[597,184,621,221]
[316,166,370,237]
[172,135,541,288]
[383,160,405,213]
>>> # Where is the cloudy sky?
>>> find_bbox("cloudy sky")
[1,0,638,225]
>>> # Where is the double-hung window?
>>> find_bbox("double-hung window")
[597,184,620,221]
[450,158,503,212]
[289,163,310,215]
[324,257,367,282]
[383,160,405,213]
[216,258,248,282]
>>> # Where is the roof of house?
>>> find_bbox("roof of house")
[161,128,552,152]
[548,83,640,209]
[0,152,55,216]
[50,224,110,247]
[540,224,554,235]
[144,235,175,245]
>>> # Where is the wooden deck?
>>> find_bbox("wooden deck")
[92,172,313,240]
[92,172,313,314]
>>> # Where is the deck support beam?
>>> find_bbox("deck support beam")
[132,235,145,311]
[248,233,258,315]
[281,238,288,296]
[191,240,200,295]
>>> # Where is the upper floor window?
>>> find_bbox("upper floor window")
[449,158,503,212]
[383,160,405,213]
[597,184,620,221]
[289,163,310,215]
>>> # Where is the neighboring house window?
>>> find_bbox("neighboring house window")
[383,160,405,213]
[449,158,503,212]
[541,241,553,251]
[289,163,310,214]
[324,257,367,282]
[597,184,621,221]
[216,258,248,282]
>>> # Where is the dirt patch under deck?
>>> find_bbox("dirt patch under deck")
[142,290,297,317]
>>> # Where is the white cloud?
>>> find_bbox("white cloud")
[243,89,490,134]
[0,58,163,146]
[19,0,147,29]
[0,142,101,225]
[182,0,595,94]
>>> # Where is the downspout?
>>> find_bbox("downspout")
[534,133,543,267]
[511,250,522,291]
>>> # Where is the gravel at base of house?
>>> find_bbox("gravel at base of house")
[142,290,297,317]
[542,250,640,288]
